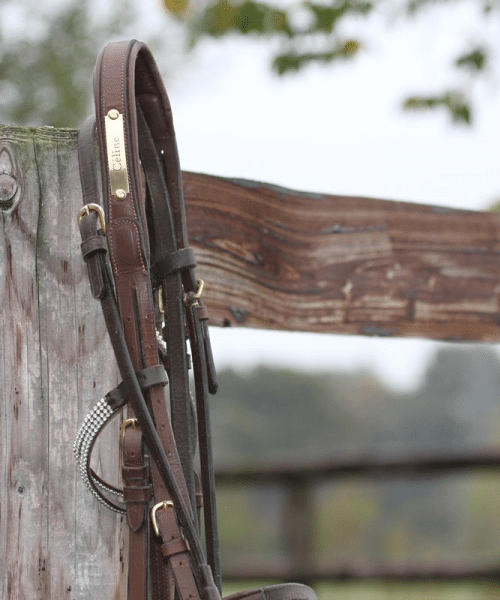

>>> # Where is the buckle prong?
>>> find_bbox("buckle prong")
[151,500,174,536]
[119,418,138,444]
[193,279,205,300]
[77,203,106,234]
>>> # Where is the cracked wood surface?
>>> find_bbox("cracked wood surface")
[0,126,125,600]
[1,124,500,598]
[184,175,500,342]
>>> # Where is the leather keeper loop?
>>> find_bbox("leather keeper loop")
[136,365,168,390]
[105,365,166,410]
[105,381,128,410]
[80,234,108,260]
[196,305,209,321]
[152,248,197,285]
[122,465,149,481]
[123,486,153,503]
[161,536,190,559]
[126,503,147,533]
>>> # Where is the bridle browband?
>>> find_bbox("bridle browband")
[75,39,318,600]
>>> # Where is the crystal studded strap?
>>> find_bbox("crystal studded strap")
[73,396,125,513]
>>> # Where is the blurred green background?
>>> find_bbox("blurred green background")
[212,346,500,599]
[0,0,496,127]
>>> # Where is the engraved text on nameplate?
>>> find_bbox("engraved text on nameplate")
[104,110,130,199]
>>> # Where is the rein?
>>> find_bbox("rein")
[74,39,318,600]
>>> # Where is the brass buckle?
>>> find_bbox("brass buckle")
[77,203,106,234]
[119,418,138,445]
[151,500,174,537]
[193,279,205,301]
[185,279,205,307]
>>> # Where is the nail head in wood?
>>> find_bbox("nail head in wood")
[0,173,18,210]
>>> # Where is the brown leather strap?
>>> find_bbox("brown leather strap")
[185,294,221,587]
[77,192,213,598]
[94,39,193,506]
[92,39,212,600]
[122,427,152,530]
[122,425,151,599]
[78,37,320,600]
[77,159,209,599]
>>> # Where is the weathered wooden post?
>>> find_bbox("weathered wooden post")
[0,126,126,599]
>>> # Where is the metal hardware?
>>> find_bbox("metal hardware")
[77,203,106,234]
[104,109,130,199]
[73,395,125,514]
[193,279,205,300]
[0,173,18,209]
[185,279,205,307]
[158,289,165,314]
[151,500,174,537]
[156,329,167,355]
[120,418,138,444]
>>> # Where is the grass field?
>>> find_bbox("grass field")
[222,581,500,600]
[313,582,500,600]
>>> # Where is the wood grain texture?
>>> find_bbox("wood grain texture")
[183,172,500,341]
[0,126,125,599]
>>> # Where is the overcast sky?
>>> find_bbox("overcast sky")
[132,0,500,391]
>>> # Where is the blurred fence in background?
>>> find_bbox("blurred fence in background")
[216,450,500,590]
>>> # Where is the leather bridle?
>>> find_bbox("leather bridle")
[74,39,318,600]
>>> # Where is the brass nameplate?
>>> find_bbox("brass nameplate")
[104,110,129,199]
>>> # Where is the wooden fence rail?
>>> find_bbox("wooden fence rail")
[215,450,500,484]
[2,124,500,597]
[217,451,500,586]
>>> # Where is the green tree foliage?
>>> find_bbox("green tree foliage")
[211,346,500,469]
[0,0,134,127]
[2,0,492,127]
[210,365,388,467]
[169,0,494,125]
[189,0,368,74]
[403,92,471,126]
